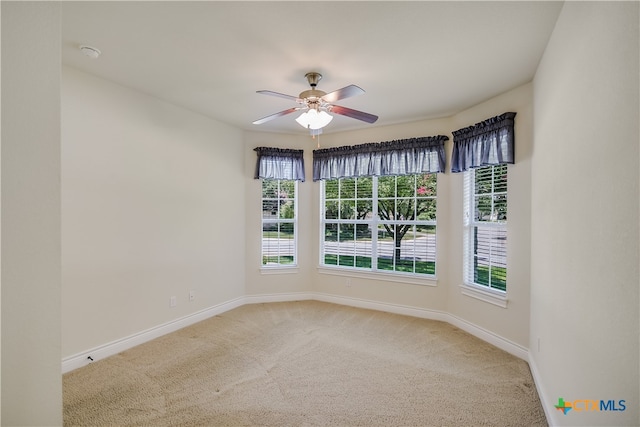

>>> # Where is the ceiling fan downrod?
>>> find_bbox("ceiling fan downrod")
[305,72,322,88]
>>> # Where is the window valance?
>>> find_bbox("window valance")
[254,147,305,181]
[312,136,448,181]
[451,112,516,173]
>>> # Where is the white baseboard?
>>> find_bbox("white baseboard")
[63,292,530,374]
[62,296,245,373]
[528,354,557,426]
[445,313,529,360]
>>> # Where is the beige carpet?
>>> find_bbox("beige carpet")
[63,301,547,426]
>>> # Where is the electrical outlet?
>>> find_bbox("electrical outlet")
[170,296,177,307]
[189,290,195,302]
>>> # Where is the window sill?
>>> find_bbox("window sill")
[460,283,508,308]
[318,266,437,287]
[260,266,299,275]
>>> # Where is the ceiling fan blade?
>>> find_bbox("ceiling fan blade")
[256,90,300,102]
[252,107,301,125]
[329,105,378,124]
[321,85,365,103]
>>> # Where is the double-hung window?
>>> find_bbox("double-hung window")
[314,136,447,280]
[322,174,437,275]
[464,165,507,290]
[452,112,515,302]
[261,180,297,266]
[254,147,305,269]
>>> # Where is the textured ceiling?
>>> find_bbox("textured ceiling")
[62,1,563,135]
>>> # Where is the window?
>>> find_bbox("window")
[254,147,304,269]
[321,173,437,277]
[261,179,297,267]
[464,164,507,291]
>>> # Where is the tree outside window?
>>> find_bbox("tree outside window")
[321,174,437,276]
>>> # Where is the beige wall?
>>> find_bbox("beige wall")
[1,2,62,425]
[62,67,246,358]
[243,132,315,297]
[447,83,533,348]
[531,2,639,426]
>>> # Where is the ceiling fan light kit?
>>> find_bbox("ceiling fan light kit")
[253,72,378,136]
[295,109,333,130]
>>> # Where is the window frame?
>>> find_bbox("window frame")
[461,164,508,307]
[319,173,438,283]
[260,179,298,270]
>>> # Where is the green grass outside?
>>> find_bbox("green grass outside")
[324,254,435,275]
[474,265,507,291]
[262,256,295,265]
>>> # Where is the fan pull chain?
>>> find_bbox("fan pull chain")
[307,124,321,148]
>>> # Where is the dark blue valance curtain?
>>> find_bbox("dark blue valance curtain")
[451,112,516,173]
[254,147,305,181]
[312,136,448,181]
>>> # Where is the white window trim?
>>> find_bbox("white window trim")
[319,175,437,280]
[318,265,437,287]
[462,166,508,306]
[459,283,508,308]
[260,266,300,275]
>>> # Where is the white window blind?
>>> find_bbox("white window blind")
[464,165,507,292]
[261,179,297,267]
[321,174,437,277]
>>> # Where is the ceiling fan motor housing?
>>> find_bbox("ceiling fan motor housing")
[299,89,326,101]
[300,72,326,107]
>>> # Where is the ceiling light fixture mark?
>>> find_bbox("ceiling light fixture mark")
[79,45,101,59]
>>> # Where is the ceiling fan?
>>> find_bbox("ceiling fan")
[252,72,378,135]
